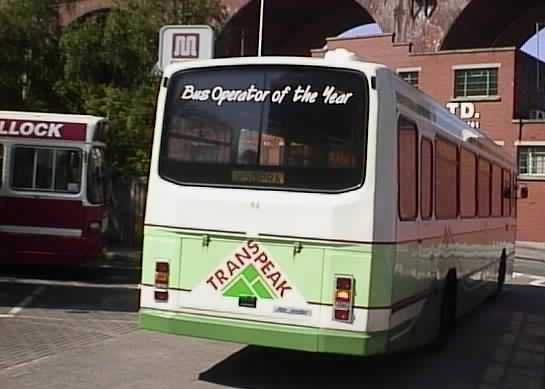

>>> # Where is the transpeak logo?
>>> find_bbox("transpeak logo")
[222,263,277,299]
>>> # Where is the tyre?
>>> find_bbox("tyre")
[494,253,507,297]
[431,273,457,351]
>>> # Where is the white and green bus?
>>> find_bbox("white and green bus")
[139,50,516,355]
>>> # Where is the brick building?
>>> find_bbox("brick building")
[55,0,545,244]
[312,34,545,243]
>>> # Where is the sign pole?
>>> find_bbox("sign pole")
[537,22,541,91]
[258,0,265,56]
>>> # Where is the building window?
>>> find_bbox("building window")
[399,71,419,88]
[454,68,498,98]
[12,146,82,193]
[519,146,545,176]
[398,117,418,220]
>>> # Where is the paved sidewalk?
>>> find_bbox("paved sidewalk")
[516,241,545,263]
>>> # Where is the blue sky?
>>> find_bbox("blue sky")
[339,23,545,61]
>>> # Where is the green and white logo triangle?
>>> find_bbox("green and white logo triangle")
[222,264,277,299]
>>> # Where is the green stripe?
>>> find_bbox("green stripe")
[139,309,388,356]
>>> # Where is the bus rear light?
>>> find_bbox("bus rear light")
[336,277,352,290]
[156,262,169,273]
[88,221,101,230]
[155,272,168,285]
[334,308,351,321]
[333,275,354,323]
[155,261,169,288]
[335,289,351,303]
[154,290,168,301]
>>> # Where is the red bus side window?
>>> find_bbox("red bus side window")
[421,138,433,220]
[436,138,458,219]
[0,144,3,188]
[460,148,476,218]
[503,169,511,217]
[12,147,82,194]
[398,117,418,221]
[478,159,491,217]
[511,175,517,217]
[491,164,502,217]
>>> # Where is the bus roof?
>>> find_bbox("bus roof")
[0,110,107,144]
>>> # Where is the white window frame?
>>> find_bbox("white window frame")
[452,63,500,100]
[518,144,545,177]
[397,67,421,88]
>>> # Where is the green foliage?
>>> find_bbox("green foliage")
[0,0,225,177]
[57,0,225,176]
[0,0,63,110]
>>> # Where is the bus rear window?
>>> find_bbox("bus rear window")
[12,147,82,193]
[159,65,368,192]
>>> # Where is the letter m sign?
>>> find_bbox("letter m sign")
[159,25,214,71]
[172,33,199,59]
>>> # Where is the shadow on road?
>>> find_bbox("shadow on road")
[199,284,545,389]
[0,264,140,314]
[0,263,140,285]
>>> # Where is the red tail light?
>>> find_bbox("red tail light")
[334,308,351,321]
[88,221,101,231]
[333,275,354,322]
[154,291,168,301]
[154,261,170,302]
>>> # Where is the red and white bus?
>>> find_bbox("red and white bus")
[0,111,109,265]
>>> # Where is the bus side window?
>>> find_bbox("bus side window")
[12,147,82,193]
[0,144,3,188]
[502,169,511,217]
[55,150,82,193]
[511,174,517,217]
[460,148,476,218]
[421,138,433,219]
[478,158,491,217]
[491,164,502,217]
[398,117,418,221]
[436,138,458,219]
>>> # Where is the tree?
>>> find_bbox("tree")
[0,0,63,110]
[57,0,225,176]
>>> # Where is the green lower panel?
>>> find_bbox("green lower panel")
[139,309,388,356]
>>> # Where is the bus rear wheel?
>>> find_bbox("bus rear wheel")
[494,252,507,297]
[432,273,457,350]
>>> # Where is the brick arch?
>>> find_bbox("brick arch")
[62,0,545,55]
[441,0,545,50]
[59,0,113,26]
[217,0,382,57]
[218,0,487,55]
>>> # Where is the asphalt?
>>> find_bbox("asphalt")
[0,242,543,389]
[1,279,543,389]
